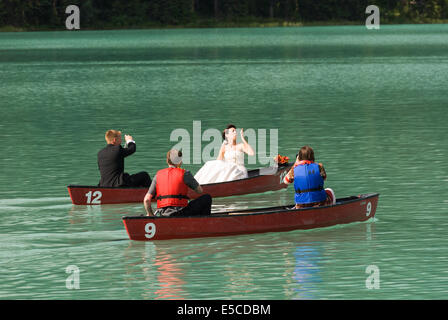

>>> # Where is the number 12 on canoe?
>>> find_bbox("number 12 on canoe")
[85,191,102,204]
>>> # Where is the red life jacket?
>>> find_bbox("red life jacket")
[155,167,189,208]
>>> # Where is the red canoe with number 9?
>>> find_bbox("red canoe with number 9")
[67,163,292,205]
[122,193,379,241]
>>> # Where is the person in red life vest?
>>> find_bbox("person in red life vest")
[283,145,335,209]
[144,149,212,217]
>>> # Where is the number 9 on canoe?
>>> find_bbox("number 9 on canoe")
[145,223,156,239]
[366,202,372,217]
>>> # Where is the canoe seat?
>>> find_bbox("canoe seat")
[247,169,260,178]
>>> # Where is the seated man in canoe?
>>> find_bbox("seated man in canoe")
[283,145,335,209]
[144,149,212,217]
[97,129,151,187]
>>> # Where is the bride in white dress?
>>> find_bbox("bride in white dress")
[194,125,255,184]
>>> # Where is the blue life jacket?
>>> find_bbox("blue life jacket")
[293,162,327,204]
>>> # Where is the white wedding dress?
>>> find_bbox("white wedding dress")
[194,148,248,184]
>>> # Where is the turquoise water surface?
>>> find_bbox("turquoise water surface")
[0,24,447,299]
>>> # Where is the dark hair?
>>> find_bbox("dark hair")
[222,124,236,140]
[298,145,315,161]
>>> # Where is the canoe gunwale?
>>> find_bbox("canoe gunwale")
[122,193,379,220]
[67,163,292,190]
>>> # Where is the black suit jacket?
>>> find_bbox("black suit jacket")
[97,142,136,187]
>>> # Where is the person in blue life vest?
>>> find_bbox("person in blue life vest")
[144,149,212,217]
[283,145,335,209]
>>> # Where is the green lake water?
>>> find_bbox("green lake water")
[0,24,447,299]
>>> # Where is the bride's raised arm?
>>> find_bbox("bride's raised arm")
[239,128,255,156]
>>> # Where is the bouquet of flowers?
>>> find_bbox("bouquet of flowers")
[274,154,290,164]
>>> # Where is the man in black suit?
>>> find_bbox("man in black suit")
[97,130,151,187]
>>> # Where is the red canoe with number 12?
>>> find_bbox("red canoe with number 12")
[67,163,292,205]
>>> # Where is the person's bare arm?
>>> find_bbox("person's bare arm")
[144,192,154,216]
[217,143,226,160]
[239,129,255,156]
[318,163,327,180]
[283,167,294,184]
[144,177,157,216]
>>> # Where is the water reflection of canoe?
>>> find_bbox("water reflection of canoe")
[122,193,379,241]
[67,163,292,205]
